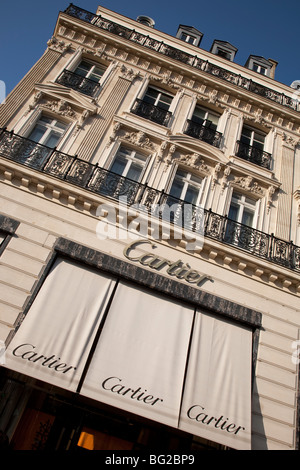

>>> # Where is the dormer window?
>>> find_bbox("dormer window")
[176,25,203,47]
[180,32,197,45]
[210,40,238,62]
[245,56,272,77]
[252,63,267,76]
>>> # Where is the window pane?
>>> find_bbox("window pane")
[143,87,159,105]
[157,93,172,110]
[192,106,206,124]
[44,131,62,148]
[242,209,254,227]
[28,126,46,143]
[185,185,199,205]
[89,65,106,82]
[252,132,265,150]
[75,61,91,77]
[110,155,127,175]
[228,204,239,221]
[127,162,143,181]
[170,179,185,200]
[240,128,252,145]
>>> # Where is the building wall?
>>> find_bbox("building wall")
[0,3,299,450]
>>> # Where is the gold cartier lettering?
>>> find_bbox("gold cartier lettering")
[123,240,212,287]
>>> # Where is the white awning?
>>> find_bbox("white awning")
[5,258,117,391]
[80,281,195,428]
[178,311,252,450]
[4,258,252,449]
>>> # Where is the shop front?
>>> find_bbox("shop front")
[0,238,261,451]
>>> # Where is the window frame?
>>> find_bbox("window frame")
[190,105,220,130]
[168,168,204,207]
[26,115,69,149]
[73,59,107,84]
[109,145,149,183]
[228,191,259,229]
[142,85,174,111]
[240,125,266,150]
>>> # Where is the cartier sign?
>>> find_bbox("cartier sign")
[123,240,212,287]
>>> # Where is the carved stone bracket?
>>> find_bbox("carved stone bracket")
[47,36,72,53]
[232,175,264,196]
[294,188,300,226]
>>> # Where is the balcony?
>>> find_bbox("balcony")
[184,120,222,148]
[0,127,299,274]
[56,70,101,97]
[131,99,172,126]
[235,141,272,169]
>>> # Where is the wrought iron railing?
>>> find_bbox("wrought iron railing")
[184,120,222,148]
[56,70,101,97]
[64,4,300,113]
[0,127,299,273]
[131,99,172,126]
[235,141,272,169]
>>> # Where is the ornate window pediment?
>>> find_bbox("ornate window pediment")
[29,83,98,124]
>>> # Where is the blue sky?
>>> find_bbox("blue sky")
[1,0,299,95]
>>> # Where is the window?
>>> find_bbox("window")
[228,192,257,228]
[169,169,203,206]
[191,106,219,131]
[236,125,271,168]
[142,86,173,111]
[132,86,173,126]
[74,60,106,83]
[210,41,237,62]
[95,146,148,204]
[184,105,222,147]
[216,48,231,60]
[17,116,69,168]
[28,116,68,148]
[225,192,259,250]
[245,56,272,77]
[162,169,204,230]
[180,32,197,45]
[252,63,267,75]
[109,147,148,182]
[240,126,265,151]
[56,60,106,96]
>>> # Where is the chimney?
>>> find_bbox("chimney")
[268,59,278,79]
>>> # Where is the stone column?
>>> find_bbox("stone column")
[275,136,296,241]
[76,72,134,161]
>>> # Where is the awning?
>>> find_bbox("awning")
[4,257,252,449]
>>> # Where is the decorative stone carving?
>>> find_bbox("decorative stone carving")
[233,175,264,195]
[123,130,155,150]
[120,65,142,82]
[41,99,77,118]
[221,165,231,193]
[47,36,72,53]
[107,122,122,147]
[281,132,299,148]
[267,185,276,214]
[211,163,222,189]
